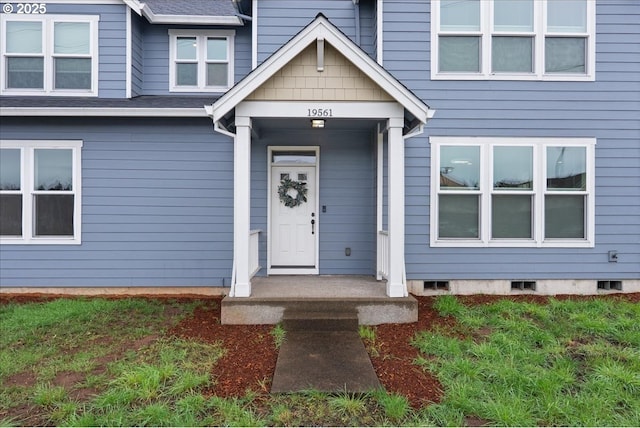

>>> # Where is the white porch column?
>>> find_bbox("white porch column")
[376,125,384,281]
[233,116,252,297]
[387,117,407,297]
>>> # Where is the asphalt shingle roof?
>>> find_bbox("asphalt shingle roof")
[0,95,218,110]
[142,0,238,17]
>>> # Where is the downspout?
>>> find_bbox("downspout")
[204,104,237,296]
[353,0,360,46]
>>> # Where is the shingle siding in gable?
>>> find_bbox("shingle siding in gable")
[0,117,234,287]
[382,0,640,281]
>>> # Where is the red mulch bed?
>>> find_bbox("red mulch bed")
[167,292,640,408]
[2,292,638,409]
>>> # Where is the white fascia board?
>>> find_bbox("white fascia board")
[140,5,243,25]
[122,0,142,15]
[212,15,429,124]
[237,101,403,120]
[1,107,208,117]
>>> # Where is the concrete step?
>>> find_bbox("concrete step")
[221,296,418,325]
[283,309,358,331]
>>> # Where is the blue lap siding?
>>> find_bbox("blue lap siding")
[1,0,638,289]
[0,118,234,287]
[382,0,640,280]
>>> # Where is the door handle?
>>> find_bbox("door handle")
[311,219,315,235]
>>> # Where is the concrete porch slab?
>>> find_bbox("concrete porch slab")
[221,275,418,325]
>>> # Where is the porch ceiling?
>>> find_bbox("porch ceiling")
[251,117,380,133]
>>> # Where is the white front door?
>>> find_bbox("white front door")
[270,165,317,270]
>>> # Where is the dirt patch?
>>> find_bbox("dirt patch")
[4,371,37,388]
[53,371,84,389]
[51,371,99,401]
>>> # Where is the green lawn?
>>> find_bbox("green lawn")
[1,295,638,426]
[415,295,640,426]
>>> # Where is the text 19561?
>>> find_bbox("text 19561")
[307,108,333,117]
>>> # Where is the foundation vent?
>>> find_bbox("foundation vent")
[424,281,450,291]
[597,280,622,291]
[511,281,536,291]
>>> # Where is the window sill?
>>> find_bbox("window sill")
[169,87,230,93]
[0,237,81,245]
[430,73,595,82]
[0,89,98,97]
[430,239,594,248]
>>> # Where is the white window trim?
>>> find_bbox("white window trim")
[0,140,83,245]
[0,14,99,96]
[168,29,235,92]
[429,137,596,248]
[430,0,596,81]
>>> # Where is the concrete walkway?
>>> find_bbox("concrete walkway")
[271,331,380,393]
[270,307,381,393]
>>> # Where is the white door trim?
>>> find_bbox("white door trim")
[267,146,320,275]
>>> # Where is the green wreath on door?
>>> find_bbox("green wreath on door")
[278,177,308,208]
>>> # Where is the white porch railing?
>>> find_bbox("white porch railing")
[377,230,389,279]
[249,229,261,278]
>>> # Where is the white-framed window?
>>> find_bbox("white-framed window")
[0,140,82,245]
[0,14,99,96]
[431,0,596,81]
[169,29,235,92]
[430,137,596,247]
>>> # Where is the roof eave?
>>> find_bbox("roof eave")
[140,5,243,26]
[0,107,208,118]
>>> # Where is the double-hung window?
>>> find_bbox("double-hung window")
[430,137,595,247]
[0,15,99,95]
[169,30,235,92]
[0,140,82,245]
[431,0,595,80]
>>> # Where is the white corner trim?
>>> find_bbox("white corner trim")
[252,0,258,70]
[376,0,383,65]
[125,8,132,98]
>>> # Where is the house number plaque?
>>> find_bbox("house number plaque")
[307,108,333,117]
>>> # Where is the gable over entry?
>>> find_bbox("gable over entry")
[207,14,434,298]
